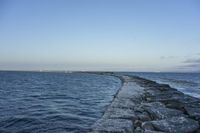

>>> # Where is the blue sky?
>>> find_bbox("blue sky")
[0,0,200,72]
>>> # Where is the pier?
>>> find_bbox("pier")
[90,74,200,133]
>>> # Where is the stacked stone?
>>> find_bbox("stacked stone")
[90,75,200,133]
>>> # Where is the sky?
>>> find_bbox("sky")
[0,0,200,72]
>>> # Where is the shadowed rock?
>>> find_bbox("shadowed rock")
[184,106,200,120]
[143,117,199,133]
[144,130,166,133]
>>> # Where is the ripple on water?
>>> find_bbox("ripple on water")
[0,72,121,133]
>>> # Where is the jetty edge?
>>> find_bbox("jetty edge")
[89,73,200,133]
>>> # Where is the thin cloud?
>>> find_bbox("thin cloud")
[180,57,200,72]
[182,63,200,68]
[160,56,176,59]
[183,58,200,63]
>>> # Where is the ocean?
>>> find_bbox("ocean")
[0,71,200,133]
[0,71,121,133]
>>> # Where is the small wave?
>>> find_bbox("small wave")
[0,116,42,129]
[156,78,200,99]
[0,72,121,133]
[162,78,200,89]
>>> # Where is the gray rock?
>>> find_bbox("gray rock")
[142,102,165,108]
[144,130,166,133]
[142,122,154,130]
[110,97,136,109]
[142,102,184,120]
[116,82,144,102]
[145,92,183,103]
[122,76,136,82]
[90,75,200,133]
[91,118,134,133]
[184,106,200,120]
[164,100,185,110]
[137,112,151,121]
[134,127,142,133]
[103,107,137,121]
[157,84,171,91]
[196,129,200,133]
[164,96,200,110]
[134,120,142,127]
[150,117,199,133]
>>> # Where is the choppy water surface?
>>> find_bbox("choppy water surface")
[126,72,200,99]
[0,71,121,133]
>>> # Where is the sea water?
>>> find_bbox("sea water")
[0,71,121,133]
[0,71,200,133]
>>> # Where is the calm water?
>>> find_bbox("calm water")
[0,71,121,133]
[126,72,200,99]
[1,72,200,133]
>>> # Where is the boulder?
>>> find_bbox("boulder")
[142,102,184,120]
[149,117,199,133]
[184,106,200,120]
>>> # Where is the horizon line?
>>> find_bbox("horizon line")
[0,69,199,73]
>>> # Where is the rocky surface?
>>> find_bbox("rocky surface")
[90,74,200,133]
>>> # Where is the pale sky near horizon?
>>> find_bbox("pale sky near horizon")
[0,0,200,72]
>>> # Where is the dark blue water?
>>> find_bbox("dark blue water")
[0,71,121,133]
[1,71,199,133]
[125,72,200,99]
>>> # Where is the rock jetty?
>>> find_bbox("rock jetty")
[90,74,200,133]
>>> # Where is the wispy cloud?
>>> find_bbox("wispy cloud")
[180,57,200,72]
[183,58,200,63]
[160,56,176,59]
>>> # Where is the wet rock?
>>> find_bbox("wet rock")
[184,99,200,108]
[196,129,200,133]
[178,95,200,105]
[134,127,143,133]
[149,117,199,133]
[142,102,184,120]
[134,120,142,128]
[141,122,154,130]
[91,118,134,133]
[164,96,200,110]
[164,100,185,110]
[137,112,151,121]
[157,84,171,91]
[184,106,200,120]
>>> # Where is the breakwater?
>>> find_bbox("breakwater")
[90,74,200,133]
